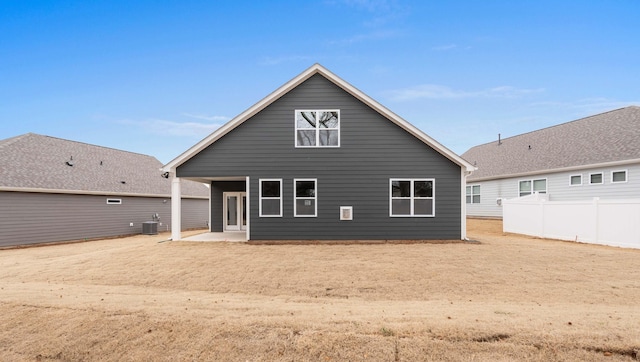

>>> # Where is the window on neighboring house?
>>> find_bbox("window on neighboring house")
[466,185,481,204]
[570,175,582,186]
[589,172,603,185]
[106,198,122,205]
[611,170,627,183]
[519,178,547,197]
[295,110,340,147]
[390,179,434,217]
[259,179,282,217]
[294,179,317,217]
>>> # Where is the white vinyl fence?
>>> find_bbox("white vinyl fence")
[503,194,640,249]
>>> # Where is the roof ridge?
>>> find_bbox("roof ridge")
[24,133,158,160]
[467,105,639,150]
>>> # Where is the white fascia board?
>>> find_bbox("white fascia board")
[314,66,476,172]
[470,158,640,182]
[162,64,322,173]
[162,63,477,173]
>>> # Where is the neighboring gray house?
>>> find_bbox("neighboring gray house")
[0,133,209,247]
[462,106,640,218]
[162,64,476,241]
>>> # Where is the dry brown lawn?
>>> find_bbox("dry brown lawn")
[1,219,639,361]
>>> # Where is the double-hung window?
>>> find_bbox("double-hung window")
[295,110,340,147]
[294,179,317,217]
[259,179,282,217]
[390,179,434,217]
[519,179,546,196]
[466,185,480,204]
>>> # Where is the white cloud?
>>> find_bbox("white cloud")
[327,29,399,46]
[118,118,223,137]
[432,44,458,51]
[387,84,545,101]
[260,55,314,66]
[183,113,230,122]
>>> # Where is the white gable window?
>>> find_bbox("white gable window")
[294,179,317,217]
[390,179,434,217]
[611,170,627,183]
[295,110,340,147]
[466,185,480,204]
[519,178,546,197]
[259,179,282,217]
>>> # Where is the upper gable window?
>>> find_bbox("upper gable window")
[295,110,340,147]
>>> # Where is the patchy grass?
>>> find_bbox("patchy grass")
[1,220,639,361]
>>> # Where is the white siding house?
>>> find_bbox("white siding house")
[462,106,640,218]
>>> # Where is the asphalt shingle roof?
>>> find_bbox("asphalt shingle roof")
[0,133,209,197]
[462,106,640,181]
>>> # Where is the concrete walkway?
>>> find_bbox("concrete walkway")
[181,231,247,242]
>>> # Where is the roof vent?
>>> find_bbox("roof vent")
[66,156,74,166]
[120,181,126,184]
[498,133,502,145]
[528,145,532,150]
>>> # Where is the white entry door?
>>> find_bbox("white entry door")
[223,192,246,231]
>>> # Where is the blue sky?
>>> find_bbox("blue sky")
[2,0,639,163]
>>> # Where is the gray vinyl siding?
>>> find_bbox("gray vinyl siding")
[0,191,207,247]
[178,74,462,240]
[467,162,640,218]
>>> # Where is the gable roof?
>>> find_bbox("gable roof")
[462,106,640,181]
[162,63,475,173]
[0,133,209,197]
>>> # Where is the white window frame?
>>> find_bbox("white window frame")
[466,184,481,204]
[106,198,122,205]
[589,172,603,185]
[569,174,582,186]
[518,178,547,197]
[389,178,435,217]
[294,178,317,217]
[611,170,628,183]
[259,179,282,217]
[294,110,340,148]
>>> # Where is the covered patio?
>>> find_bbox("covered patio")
[181,231,247,242]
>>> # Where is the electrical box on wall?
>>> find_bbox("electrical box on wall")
[340,206,353,221]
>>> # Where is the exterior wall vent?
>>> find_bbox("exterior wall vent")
[340,206,353,221]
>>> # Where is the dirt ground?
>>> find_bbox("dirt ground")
[1,219,639,361]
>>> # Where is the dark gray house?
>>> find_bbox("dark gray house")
[162,64,476,241]
[0,133,209,247]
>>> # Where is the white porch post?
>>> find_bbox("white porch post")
[171,174,182,241]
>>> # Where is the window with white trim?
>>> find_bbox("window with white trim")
[611,170,627,183]
[570,174,582,186]
[519,178,546,196]
[589,172,603,185]
[106,198,122,205]
[390,179,434,217]
[294,179,317,217]
[295,110,340,147]
[466,185,480,204]
[259,179,282,217]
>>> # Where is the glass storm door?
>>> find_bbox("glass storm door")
[224,192,246,231]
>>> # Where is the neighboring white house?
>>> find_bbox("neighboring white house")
[461,106,640,218]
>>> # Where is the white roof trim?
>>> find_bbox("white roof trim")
[162,63,475,173]
[469,158,640,182]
